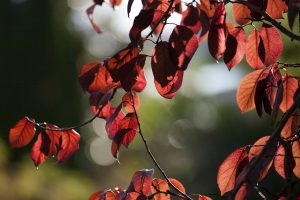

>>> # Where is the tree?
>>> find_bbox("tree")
[8,0,300,199]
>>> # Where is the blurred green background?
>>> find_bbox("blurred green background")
[1,0,300,199]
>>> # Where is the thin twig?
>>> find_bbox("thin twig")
[129,90,193,200]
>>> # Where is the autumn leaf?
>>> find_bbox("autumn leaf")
[237,69,265,113]
[86,4,101,33]
[168,178,186,196]
[106,104,125,140]
[10,117,36,148]
[292,141,300,178]
[180,5,202,34]
[246,29,264,69]
[280,75,298,112]
[169,25,198,70]
[260,23,283,66]
[57,129,80,163]
[127,169,154,197]
[217,146,248,196]
[208,3,227,60]
[122,91,140,113]
[224,26,246,70]
[31,133,47,167]
[232,4,251,25]
[266,0,288,19]
[151,179,170,200]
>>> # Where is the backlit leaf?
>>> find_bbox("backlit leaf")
[10,117,36,148]
[122,91,140,113]
[31,133,47,167]
[237,69,265,113]
[224,26,246,70]
[246,29,264,69]
[232,4,251,25]
[217,146,248,196]
[280,75,298,112]
[151,179,170,200]
[129,9,154,42]
[266,0,288,19]
[180,5,201,34]
[57,129,80,163]
[127,169,154,197]
[208,3,227,60]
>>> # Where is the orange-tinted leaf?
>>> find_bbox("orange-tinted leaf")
[31,133,47,167]
[217,146,248,196]
[116,113,139,147]
[208,3,226,60]
[280,75,298,112]
[273,144,295,180]
[198,195,212,200]
[122,91,140,113]
[224,26,246,70]
[266,0,288,19]
[236,69,265,113]
[86,4,101,33]
[131,66,147,92]
[89,91,112,119]
[169,25,198,70]
[281,114,298,138]
[168,178,185,195]
[150,1,170,34]
[151,179,170,200]
[109,0,122,8]
[248,136,272,180]
[127,169,154,197]
[152,42,178,87]
[57,129,80,163]
[10,117,36,148]
[232,4,251,25]
[199,0,215,18]
[246,29,264,69]
[88,190,101,200]
[260,23,283,66]
[129,9,154,42]
[181,5,201,34]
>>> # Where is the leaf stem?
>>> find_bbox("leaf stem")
[129,91,193,200]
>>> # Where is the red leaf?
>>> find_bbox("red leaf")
[57,129,80,163]
[280,75,298,112]
[154,70,184,99]
[198,195,212,200]
[198,0,215,18]
[217,146,248,196]
[248,0,268,19]
[43,124,61,157]
[180,5,202,34]
[10,117,36,148]
[169,25,198,70]
[88,191,101,200]
[117,113,139,147]
[236,69,265,113]
[266,0,288,19]
[208,3,227,60]
[129,9,155,42]
[274,145,288,179]
[198,11,210,44]
[31,133,47,167]
[260,23,283,66]
[232,4,251,25]
[106,104,125,140]
[246,29,264,69]
[150,2,170,34]
[86,4,101,33]
[89,92,112,119]
[122,91,140,113]
[281,114,298,138]
[131,66,147,92]
[224,26,246,70]
[127,169,154,196]
[78,62,118,93]
[151,42,178,87]
[151,179,170,200]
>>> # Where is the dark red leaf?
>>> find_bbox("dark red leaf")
[31,133,47,167]
[260,23,283,66]
[217,146,248,196]
[89,91,112,119]
[248,0,268,19]
[43,124,61,157]
[224,26,246,70]
[10,117,36,148]
[151,42,178,87]
[208,3,227,60]
[169,25,198,70]
[129,9,155,42]
[57,129,80,163]
[281,114,298,138]
[106,103,125,139]
[292,141,300,178]
[198,11,210,44]
[117,113,139,147]
[288,0,300,30]
[180,5,201,34]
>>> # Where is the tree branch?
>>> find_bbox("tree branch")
[230,92,300,198]
[231,0,300,41]
[129,91,193,200]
